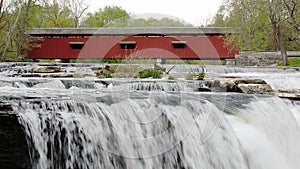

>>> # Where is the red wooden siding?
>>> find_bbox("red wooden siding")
[29,35,238,60]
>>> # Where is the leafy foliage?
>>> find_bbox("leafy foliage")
[210,0,300,65]
[0,0,195,62]
[168,76,176,80]
[138,69,163,79]
[97,71,113,79]
[82,6,129,27]
[185,74,196,80]
[211,0,300,52]
[197,72,205,80]
[124,17,192,27]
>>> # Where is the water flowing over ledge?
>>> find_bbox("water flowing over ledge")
[0,63,299,169]
[0,88,298,169]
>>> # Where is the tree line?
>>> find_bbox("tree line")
[0,0,190,61]
[211,0,300,65]
[2,0,299,65]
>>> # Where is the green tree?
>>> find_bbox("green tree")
[211,0,272,51]
[26,4,46,28]
[42,2,74,27]
[82,6,129,27]
[128,17,192,27]
[15,0,32,60]
[0,0,90,61]
[1,0,23,60]
[282,0,300,41]
[281,0,300,51]
[211,0,300,65]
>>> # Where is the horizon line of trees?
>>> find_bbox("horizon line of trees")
[1,0,300,65]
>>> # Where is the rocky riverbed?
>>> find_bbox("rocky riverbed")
[0,62,299,99]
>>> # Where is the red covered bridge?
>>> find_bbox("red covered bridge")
[27,27,239,61]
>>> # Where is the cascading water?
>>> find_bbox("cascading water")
[0,77,206,92]
[0,63,300,169]
[9,87,299,169]
[282,99,300,124]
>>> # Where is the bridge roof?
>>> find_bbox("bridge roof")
[27,27,239,36]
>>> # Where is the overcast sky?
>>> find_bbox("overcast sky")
[86,0,224,26]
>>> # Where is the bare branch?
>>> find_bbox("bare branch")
[282,0,300,32]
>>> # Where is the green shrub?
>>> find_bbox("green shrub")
[138,68,163,78]
[168,76,176,80]
[197,72,205,80]
[185,73,196,80]
[97,72,113,78]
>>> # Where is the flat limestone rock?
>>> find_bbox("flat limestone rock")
[237,84,273,94]
[275,92,300,100]
[31,66,65,73]
[206,78,273,93]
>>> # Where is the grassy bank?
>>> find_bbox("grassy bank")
[277,57,300,67]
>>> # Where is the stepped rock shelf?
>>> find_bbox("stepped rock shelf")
[0,62,299,98]
[0,62,299,169]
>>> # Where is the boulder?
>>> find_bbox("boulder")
[31,66,65,73]
[237,84,273,94]
[206,78,273,94]
[234,79,267,85]
[40,72,74,78]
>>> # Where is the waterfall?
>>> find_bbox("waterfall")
[165,65,300,75]
[0,63,299,169]
[11,88,300,169]
[115,80,206,92]
[0,78,206,92]
[224,95,300,169]
[282,99,300,124]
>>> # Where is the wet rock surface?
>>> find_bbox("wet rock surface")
[206,78,273,94]
[0,104,31,169]
[227,52,282,66]
[237,84,273,94]
[0,62,298,97]
[31,66,65,73]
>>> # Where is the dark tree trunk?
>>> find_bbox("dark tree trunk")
[16,0,33,59]
[271,20,289,66]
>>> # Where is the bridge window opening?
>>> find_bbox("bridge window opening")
[119,41,136,49]
[69,42,85,49]
[172,41,186,49]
